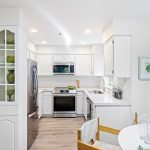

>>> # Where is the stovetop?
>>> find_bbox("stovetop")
[54,87,76,94]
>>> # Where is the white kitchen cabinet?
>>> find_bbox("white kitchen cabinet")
[77,91,84,115]
[0,27,18,150]
[95,105,131,145]
[104,38,114,76]
[104,36,131,77]
[38,92,43,118]
[37,55,53,76]
[82,93,88,120]
[92,44,104,76]
[42,92,53,116]
[93,53,104,76]
[76,55,92,76]
[53,55,76,63]
[0,116,18,150]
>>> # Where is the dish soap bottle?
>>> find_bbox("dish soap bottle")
[76,80,80,88]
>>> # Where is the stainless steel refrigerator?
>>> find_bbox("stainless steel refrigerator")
[27,59,39,149]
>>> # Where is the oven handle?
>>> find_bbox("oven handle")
[53,94,76,96]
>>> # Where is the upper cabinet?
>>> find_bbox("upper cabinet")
[37,55,53,76]
[92,45,104,76]
[104,36,131,77]
[0,28,16,103]
[76,55,92,76]
[53,55,76,63]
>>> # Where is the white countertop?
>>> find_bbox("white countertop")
[38,88,54,93]
[84,90,130,106]
[38,87,131,106]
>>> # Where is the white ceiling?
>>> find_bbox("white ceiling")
[0,0,150,46]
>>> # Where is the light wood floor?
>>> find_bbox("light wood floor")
[30,117,85,150]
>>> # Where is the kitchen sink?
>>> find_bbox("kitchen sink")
[88,90,103,94]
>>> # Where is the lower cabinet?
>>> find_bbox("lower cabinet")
[83,93,88,121]
[77,91,84,115]
[0,116,18,150]
[95,105,132,145]
[38,91,53,117]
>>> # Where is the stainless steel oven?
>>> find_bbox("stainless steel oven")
[53,94,77,117]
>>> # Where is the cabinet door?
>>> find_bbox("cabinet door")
[76,55,92,76]
[104,39,114,76]
[42,92,52,115]
[77,92,84,115]
[0,116,18,150]
[0,28,16,103]
[53,55,76,63]
[114,36,131,77]
[83,94,87,120]
[93,53,104,76]
[38,93,43,118]
[37,55,53,76]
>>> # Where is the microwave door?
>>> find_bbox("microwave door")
[53,65,69,74]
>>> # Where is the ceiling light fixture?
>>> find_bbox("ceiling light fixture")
[30,28,38,33]
[84,29,92,34]
[41,41,47,44]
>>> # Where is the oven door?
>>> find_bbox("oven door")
[53,94,76,117]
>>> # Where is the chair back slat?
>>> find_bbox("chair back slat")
[80,118,98,143]
[99,125,120,135]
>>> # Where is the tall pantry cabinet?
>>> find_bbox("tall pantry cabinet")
[0,9,27,150]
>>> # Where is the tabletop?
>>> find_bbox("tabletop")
[118,125,150,150]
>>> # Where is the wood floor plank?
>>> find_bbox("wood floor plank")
[29,117,85,150]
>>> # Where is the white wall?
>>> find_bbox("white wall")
[0,8,27,28]
[112,18,150,114]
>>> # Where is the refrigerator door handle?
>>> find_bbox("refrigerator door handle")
[33,67,38,106]
[28,107,38,118]
[33,68,38,96]
[28,111,37,118]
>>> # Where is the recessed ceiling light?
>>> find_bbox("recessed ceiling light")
[84,29,92,34]
[30,28,38,33]
[41,41,47,44]
[79,40,85,45]
[58,33,62,36]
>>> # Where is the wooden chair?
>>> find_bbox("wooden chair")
[134,112,150,124]
[77,118,122,150]
[133,112,138,124]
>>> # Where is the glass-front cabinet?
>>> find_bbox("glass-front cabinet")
[0,29,15,102]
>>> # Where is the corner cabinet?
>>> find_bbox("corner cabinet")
[0,27,18,150]
[104,36,131,77]
[76,55,92,76]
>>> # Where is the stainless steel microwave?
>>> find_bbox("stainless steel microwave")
[53,63,75,75]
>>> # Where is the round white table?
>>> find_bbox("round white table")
[118,125,150,150]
